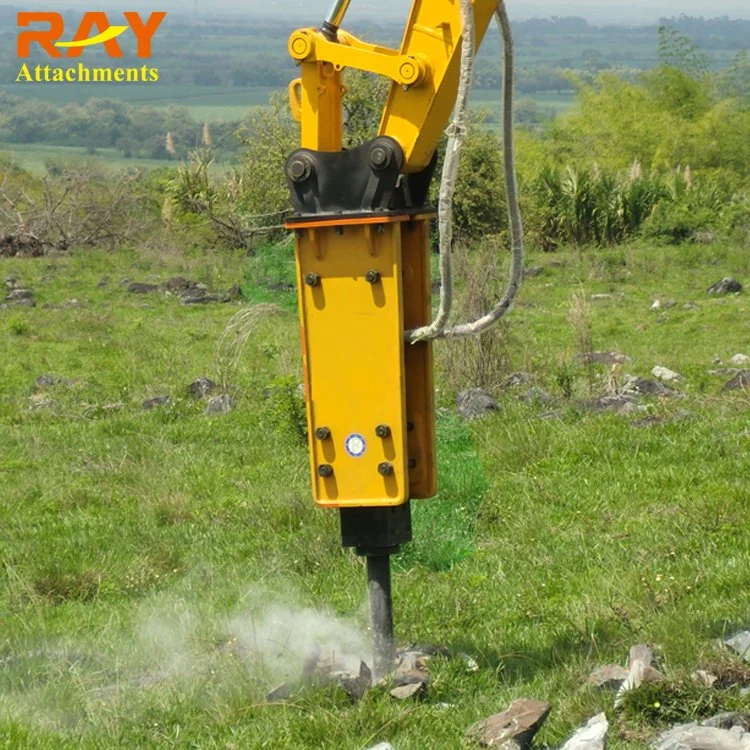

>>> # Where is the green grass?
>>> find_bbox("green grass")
[1,239,749,748]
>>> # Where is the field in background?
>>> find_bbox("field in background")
[2,239,749,748]
[0,142,176,175]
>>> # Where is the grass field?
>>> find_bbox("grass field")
[1,238,749,748]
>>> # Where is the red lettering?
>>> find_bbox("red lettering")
[125,12,167,58]
[17,12,64,58]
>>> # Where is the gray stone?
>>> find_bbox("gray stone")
[523,266,545,278]
[187,378,217,399]
[525,387,553,407]
[96,276,110,288]
[588,664,629,691]
[457,389,499,421]
[266,683,291,701]
[591,294,612,301]
[615,653,664,707]
[389,682,425,700]
[127,282,160,294]
[725,631,750,661]
[703,714,750,732]
[365,744,396,750]
[652,366,684,384]
[6,288,34,301]
[338,661,372,702]
[724,372,750,392]
[560,713,608,750]
[466,698,552,749]
[14,297,36,307]
[623,376,678,397]
[501,372,535,389]
[629,644,657,668]
[729,354,750,367]
[578,351,632,366]
[709,369,741,377]
[181,292,231,305]
[205,393,235,416]
[708,278,742,295]
[35,374,75,388]
[142,395,171,410]
[393,650,430,688]
[654,723,750,749]
[227,284,243,298]
[4,276,16,289]
[651,299,676,311]
[584,395,641,415]
[164,276,194,291]
[683,302,699,311]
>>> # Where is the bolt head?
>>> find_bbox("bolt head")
[377,462,394,477]
[375,424,391,438]
[304,273,321,287]
[369,145,391,170]
[288,156,312,183]
[315,426,331,440]
[365,270,381,284]
[318,464,334,478]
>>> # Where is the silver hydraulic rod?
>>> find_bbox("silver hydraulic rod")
[321,0,352,39]
[366,553,395,681]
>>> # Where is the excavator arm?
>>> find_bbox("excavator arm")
[288,0,498,172]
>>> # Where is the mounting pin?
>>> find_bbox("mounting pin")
[305,273,321,287]
[365,270,381,284]
[315,427,331,440]
[377,462,394,477]
[318,464,334,478]
[375,424,391,438]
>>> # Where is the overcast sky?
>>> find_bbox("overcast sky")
[12,0,750,23]
[228,0,750,23]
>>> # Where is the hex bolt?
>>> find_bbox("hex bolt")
[318,464,334,478]
[365,270,381,284]
[375,424,391,439]
[377,462,394,477]
[305,272,321,287]
[315,426,331,440]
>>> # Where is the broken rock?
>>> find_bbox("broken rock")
[390,682,425,701]
[187,378,217,399]
[654,723,750,750]
[588,664,629,691]
[724,372,750,392]
[205,393,235,416]
[466,698,552,749]
[142,395,172,410]
[725,631,750,662]
[708,278,743,296]
[457,389,499,421]
[393,649,430,688]
[560,713,608,750]
[623,376,678,397]
[127,282,159,294]
[652,366,684,384]
[703,714,750,732]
